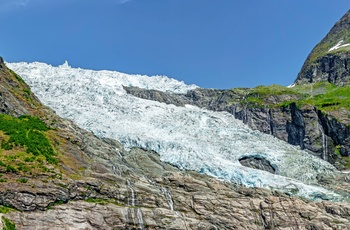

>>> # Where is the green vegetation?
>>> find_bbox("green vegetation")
[0,114,61,179]
[0,205,13,214]
[294,83,350,111]
[0,114,57,164]
[243,84,298,106]
[249,84,297,96]
[307,28,350,64]
[85,197,110,205]
[47,200,65,209]
[85,197,121,206]
[335,146,342,157]
[1,216,16,230]
[16,178,28,183]
[242,82,350,113]
[8,68,25,84]
[0,150,56,178]
[23,89,31,96]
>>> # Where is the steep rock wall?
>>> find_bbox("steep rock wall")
[296,53,350,86]
[233,103,349,168]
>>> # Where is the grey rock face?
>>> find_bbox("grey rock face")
[239,156,276,174]
[3,148,350,230]
[296,53,350,86]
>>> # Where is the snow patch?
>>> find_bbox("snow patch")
[328,40,350,52]
[287,83,296,88]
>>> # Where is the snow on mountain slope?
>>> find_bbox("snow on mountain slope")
[7,61,345,201]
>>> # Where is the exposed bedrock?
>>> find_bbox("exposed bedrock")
[3,148,350,230]
[239,156,276,174]
[296,53,350,86]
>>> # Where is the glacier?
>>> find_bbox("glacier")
[7,61,347,201]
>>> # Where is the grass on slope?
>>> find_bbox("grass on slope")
[307,29,350,64]
[0,114,57,164]
[300,84,350,111]
[0,114,60,180]
[243,82,350,112]
[244,84,298,106]
[2,216,16,230]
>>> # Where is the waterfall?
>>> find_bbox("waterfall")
[126,180,144,229]
[160,187,174,211]
[137,208,144,230]
[318,123,328,161]
[116,148,123,158]
[127,180,136,206]
[110,161,122,176]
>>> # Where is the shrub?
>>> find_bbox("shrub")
[6,165,17,173]
[0,205,11,214]
[2,216,16,230]
[0,114,57,164]
[16,178,28,183]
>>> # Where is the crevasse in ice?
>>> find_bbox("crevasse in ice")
[7,61,345,201]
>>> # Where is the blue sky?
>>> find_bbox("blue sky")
[1,0,349,89]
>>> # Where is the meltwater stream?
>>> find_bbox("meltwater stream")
[7,61,345,201]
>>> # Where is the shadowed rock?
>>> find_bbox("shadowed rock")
[239,156,276,174]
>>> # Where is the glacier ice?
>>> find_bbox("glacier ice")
[7,61,346,201]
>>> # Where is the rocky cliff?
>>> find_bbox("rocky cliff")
[295,10,350,86]
[1,58,350,229]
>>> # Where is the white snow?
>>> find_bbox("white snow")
[328,40,350,52]
[7,61,345,201]
[287,83,296,88]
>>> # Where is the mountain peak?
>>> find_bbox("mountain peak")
[0,56,5,69]
[295,9,350,86]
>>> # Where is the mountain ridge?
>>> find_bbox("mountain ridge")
[295,9,350,86]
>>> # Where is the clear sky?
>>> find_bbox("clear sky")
[1,0,349,89]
